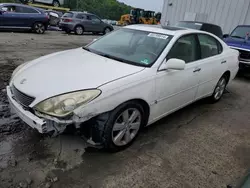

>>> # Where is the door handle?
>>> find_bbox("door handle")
[221,60,227,64]
[193,68,201,73]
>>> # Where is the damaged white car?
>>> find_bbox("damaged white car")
[7,25,239,151]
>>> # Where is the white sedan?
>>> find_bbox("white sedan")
[7,25,239,151]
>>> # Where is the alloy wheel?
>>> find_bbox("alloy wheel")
[112,108,142,146]
[53,1,60,7]
[214,77,226,100]
[105,28,111,34]
[76,26,83,35]
[34,23,45,34]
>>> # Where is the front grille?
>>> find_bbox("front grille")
[239,49,250,60]
[11,85,35,107]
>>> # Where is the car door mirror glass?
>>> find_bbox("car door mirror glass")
[165,58,186,70]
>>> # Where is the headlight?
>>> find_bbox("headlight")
[35,90,101,117]
[11,62,30,81]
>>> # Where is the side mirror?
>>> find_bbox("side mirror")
[223,34,229,38]
[165,58,185,70]
[0,10,5,14]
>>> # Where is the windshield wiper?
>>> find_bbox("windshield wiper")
[82,46,91,52]
[98,53,127,63]
[231,35,244,39]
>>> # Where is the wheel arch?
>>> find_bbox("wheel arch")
[223,70,231,84]
[113,98,150,126]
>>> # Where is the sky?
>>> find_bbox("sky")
[118,0,164,12]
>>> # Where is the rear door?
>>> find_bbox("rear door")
[195,33,226,100]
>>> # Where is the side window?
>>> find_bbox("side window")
[89,15,101,23]
[1,6,16,12]
[76,14,85,19]
[198,34,222,59]
[16,6,38,13]
[167,34,199,63]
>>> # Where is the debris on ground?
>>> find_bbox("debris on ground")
[8,159,17,167]
[45,182,52,188]
[19,180,28,188]
[26,177,32,185]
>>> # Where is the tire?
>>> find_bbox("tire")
[93,101,146,152]
[33,22,45,34]
[103,27,111,35]
[209,75,228,103]
[74,25,84,35]
[52,0,60,7]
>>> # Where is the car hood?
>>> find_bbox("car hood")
[224,37,250,50]
[12,48,144,104]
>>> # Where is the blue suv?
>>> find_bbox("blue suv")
[224,25,250,71]
[0,3,49,34]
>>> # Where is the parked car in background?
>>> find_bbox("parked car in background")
[59,11,114,35]
[224,25,250,72]
[28,0,64,7]
[0,3,49,34]
[7,25,239,151]
[176,21,223,38]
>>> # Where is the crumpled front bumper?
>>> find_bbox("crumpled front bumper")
[6,86,69,134]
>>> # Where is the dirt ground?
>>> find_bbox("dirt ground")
[0,31,250,188]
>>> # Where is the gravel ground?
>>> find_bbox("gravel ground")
[0,31,250,188]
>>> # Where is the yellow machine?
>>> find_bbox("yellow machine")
[118,8,144,26]
[118,8,160,26]
[141,10,157,25]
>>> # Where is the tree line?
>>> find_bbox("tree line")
[64,0,132,20]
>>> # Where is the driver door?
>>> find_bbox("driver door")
[153,34,201,120]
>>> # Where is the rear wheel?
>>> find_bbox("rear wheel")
[52,0,60,7]
[210,75,228,103]
[33,22,45,34]
[74,26,84,35]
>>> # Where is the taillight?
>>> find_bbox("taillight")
[63,18,72,22]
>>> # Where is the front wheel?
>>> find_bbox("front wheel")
[94,102,146,152]
[103,27,111,35]
[33,22,45,34]
[210,75,228,103]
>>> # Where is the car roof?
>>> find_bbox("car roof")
[125,24,206,36]
[179,21,221,27]
[68,11,95,16]
[0,3,43,11]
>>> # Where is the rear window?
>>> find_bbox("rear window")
[63,12,73,18]
[201,24,223,38]
[176,22,202,30]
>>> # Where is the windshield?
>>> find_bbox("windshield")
[86,28,172,67]
[176,22,202,30]
[230,26,250,39]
